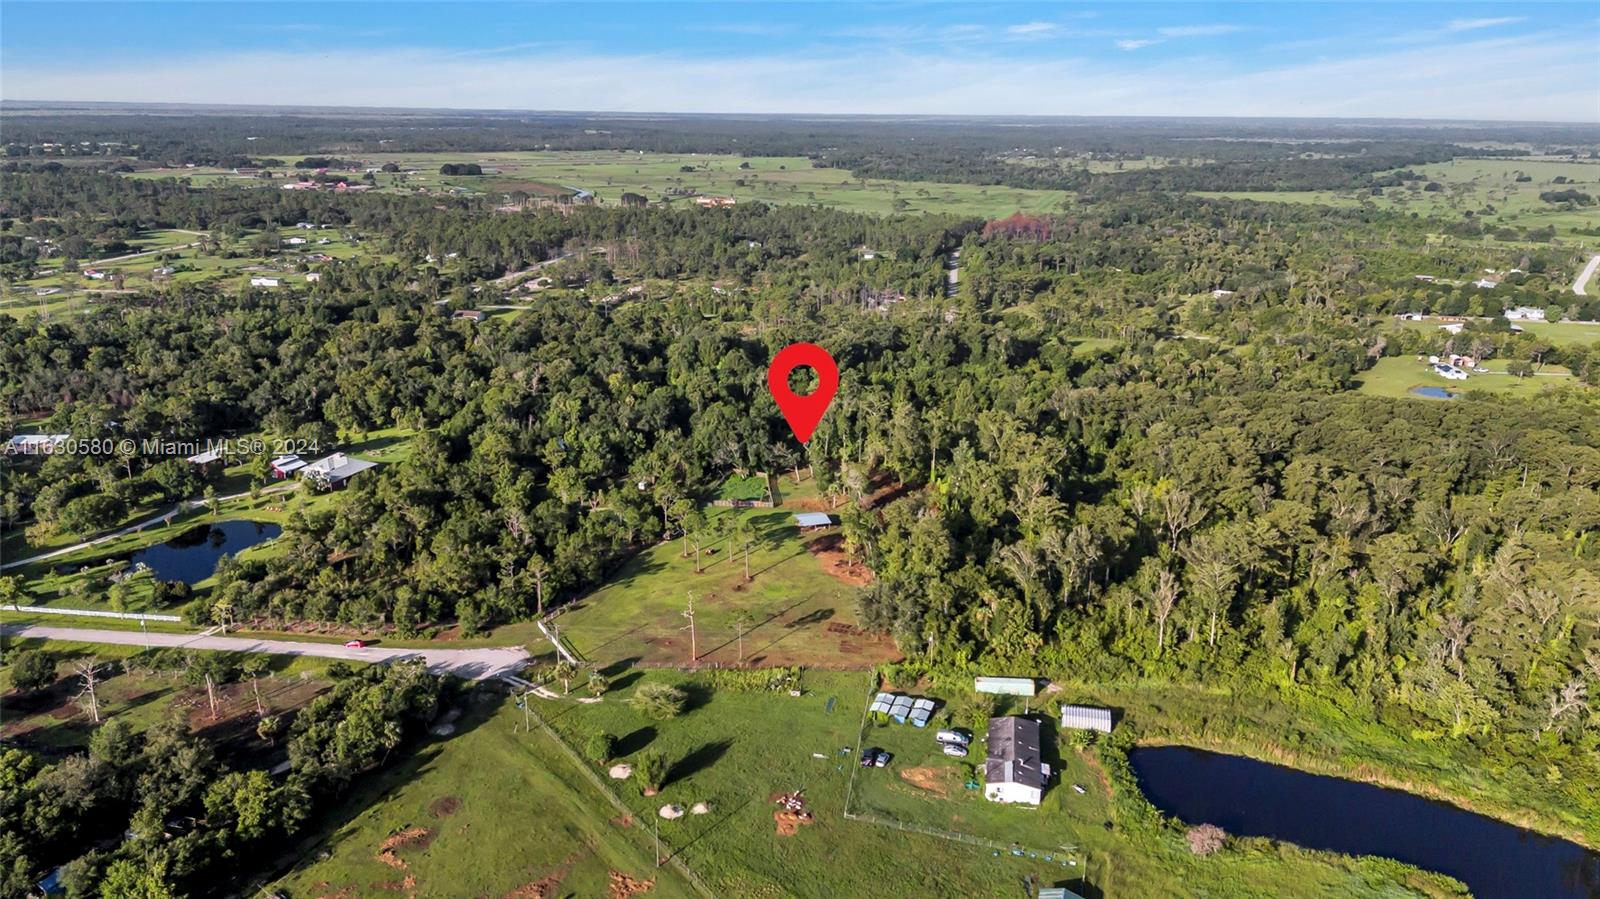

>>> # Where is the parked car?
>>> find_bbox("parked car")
[941,743,968,758]
[344,639,366,649]
[860,747,882,768]
[873,749,892,768]
[935,729,971,746]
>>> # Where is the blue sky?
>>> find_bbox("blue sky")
[3,2,1596,120]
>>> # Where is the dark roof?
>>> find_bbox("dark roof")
[985,716,1046,789]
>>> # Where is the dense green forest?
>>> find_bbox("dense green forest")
[2,140,1599,897]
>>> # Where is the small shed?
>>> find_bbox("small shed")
[975,676,1037,696]
[1038,888,1087,899]
[793,512,833,529]
[270,454,307,478]
[1059,705,1113,734]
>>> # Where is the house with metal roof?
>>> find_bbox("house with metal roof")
[1059,705,1114,734]
[301,453,378,489]
[985,716,1050,806]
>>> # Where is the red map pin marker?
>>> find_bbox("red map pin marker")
[767,342,838,444]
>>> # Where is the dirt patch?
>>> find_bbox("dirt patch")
[899,766,952,797]
[805,534,873,586]
[369,875,416,893]
[428,796,462,818]
[609,813,636,828]
[376,827,435,869]
[608,871,655,899]
[502,872,565,899]
[773,810,815,836]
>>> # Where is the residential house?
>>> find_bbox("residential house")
[5,434,69,455]
[452,309,487,322]
[249,277,281,288]
[1473,278,1499,289]
[695,196,737,208]
[305,273,322,283]
[1211,289,1235,298]
[285,237,308,245]
[301,453,378,489]
[1504,306,1546,322]
[984,716,1050,806]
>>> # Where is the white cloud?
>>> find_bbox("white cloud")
[3,33,1594,122]
[1115,39,1162,51]
[1157,24,1247,38]
[1447,17,1525,31]
[1007,22,1059,37]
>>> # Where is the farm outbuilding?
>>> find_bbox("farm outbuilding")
[1059,705,1114,734]
[975,676,1037,696]
[793,512,833,529]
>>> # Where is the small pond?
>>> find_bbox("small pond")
[124,520,282,584]
[1129,746,1600,899]
[1411,386,1458,400]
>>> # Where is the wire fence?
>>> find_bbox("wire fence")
[839,677,1084,871]
[519,698,719,899]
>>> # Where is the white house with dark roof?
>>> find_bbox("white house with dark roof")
[984,716,1050,806]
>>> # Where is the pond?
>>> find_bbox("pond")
[1411,386,1458,400]
[1129,746,1600,899]
[125,520,282,584]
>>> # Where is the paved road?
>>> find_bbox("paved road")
[1573,254,1600,297]
[1,625,529,681]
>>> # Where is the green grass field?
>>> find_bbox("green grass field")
[0,638,333,751]
[555,478,898,670]
[524,670,1456,898]
[1355,356,1583,400]
[1391,317,1600,348]
[0,226,382,318]
[1196,158,1600,238]
[272,691,697,899]
[120,151,1067,218]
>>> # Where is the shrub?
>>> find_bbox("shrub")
[1186,823,1227,856]
[10,649,56,692]
[630,682,687,719]
[634,750,667,796]
[586,731,617,764]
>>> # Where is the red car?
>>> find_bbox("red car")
[344,639,366,649]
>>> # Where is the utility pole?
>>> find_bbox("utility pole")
[654,815,662,867]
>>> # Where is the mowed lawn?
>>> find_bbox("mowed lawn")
[272,692,696,899]
[1392,317,1600,348]
[555,479,898,670]
[536,671,1455,899]
[1356,356,1584,400]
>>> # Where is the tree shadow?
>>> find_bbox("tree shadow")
[600,657,641,677]
[679,682,714,714]
[664,739,731,788]
[616,725,657,757]
[609,670,644,692]
[787,608,834,629]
